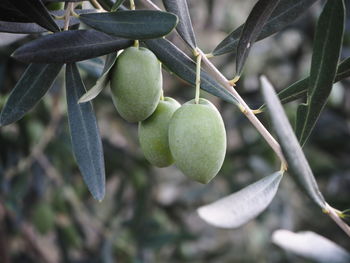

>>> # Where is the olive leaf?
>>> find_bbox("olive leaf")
[66,63,106,201]
[260,76,326,209]
[0,9,94,33]
[0,63,63,126]
[0,0,31,22]
[11,0,60,32]
[145,38,239,105]
[236,0,280,76]
[259,57,350,109]
[12,30,133,63]
[213,0,317,57]
[163,0,197,49]
[79,53,118,103]
[79,10,178,40]
[197,171,283,228]
[272,230,350,263]
[298,0,345,145]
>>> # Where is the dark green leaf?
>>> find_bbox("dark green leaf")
[213,0,317,56]
[12,30,133,63]
[198,171,283,228]
[79,10,178,40]
[145,38,238,105]
[298,0,345,146]
[259,57,350,109]
[0,0,31,22]
[0,18,80,33]
[272,230,350,263]
[111,0,126,11]
[260,76,326,209]
[236,0,280,75]
[11,0,60,32]
[0,63,62,126]
[163,0,197,49]
[65,63,105,201]
[79,53,117,103]
[295,104,307,140]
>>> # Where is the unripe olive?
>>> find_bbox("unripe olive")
[46,2,64,11]
[110,47,162,122]
[168,98,226,184]
[139,97,181,167]
[32,202,55,234]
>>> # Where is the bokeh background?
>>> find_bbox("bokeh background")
[0,0,350,262]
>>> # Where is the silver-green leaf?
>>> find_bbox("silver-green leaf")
[197,171,283,228]
[260,75,326,209]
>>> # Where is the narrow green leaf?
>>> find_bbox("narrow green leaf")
[145,38,239,105]
[272,230,350,263]
[0,9,94,33]
[236,0,280,75]
[66,63,105,201]
[259,57,350,109]
[0,0,31,22]
[79,10,178,40]
[0,63,63,126]
[111,0,125,11]
[260,75,326,209]
[163,0,197,49]
[12,30,133,63]
[197,171,283,228]
[78,53,117,103]
[0,19,78,34]
[295,104,307,140]
[298,0,345,146]
[213,0,317,56]
[11,0,60,32]
[335,57,350,81]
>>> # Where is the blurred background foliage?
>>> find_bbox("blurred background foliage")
[0,0,350,262]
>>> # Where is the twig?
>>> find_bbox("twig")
[63,2,74,31]
[325,203,350,237]
[197,49,285,163]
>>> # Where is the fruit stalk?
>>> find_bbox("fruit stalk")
[194,50,202,104]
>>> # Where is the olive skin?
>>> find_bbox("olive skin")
[46,2,64,10]
[138,97,181,167]
[168,98,226,184]
[110,47,162,122]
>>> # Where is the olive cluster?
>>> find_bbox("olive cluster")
[111,47,226,184]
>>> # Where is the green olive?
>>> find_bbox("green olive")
[110,47,162,122]
[32,202,55,234]
[168,98,226,183]
[46,2,64,11]
[139,97,181,167]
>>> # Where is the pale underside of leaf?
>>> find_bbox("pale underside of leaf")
[197,171,283,229]
[79,53,117,103]
[260,76,326,209]
[272,230,350,263]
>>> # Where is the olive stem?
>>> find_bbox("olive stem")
[89,0,104,10]
[160,89,164,101]
[130,0,136,10]
[197,48,285,164]
[194,50,202,104]
[63,2,74,31]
